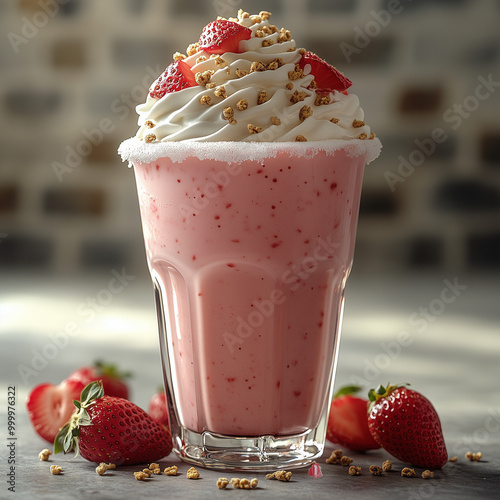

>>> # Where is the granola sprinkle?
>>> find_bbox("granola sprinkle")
[217,477,230,489]
[236,69,248,78]
[134,471,147,481]
[199,95,211,105]
[358,133,368,140]
[267,58,284,70]
[214,86,227,99]
[382,459,392,471]
[145,134,156,143]
[401,467,416,478]
[195,70,214,86]
[250,61,266,73]
[315,94,331,106]
[422,470,434,479]
[196,55,208,64]
[299,105,313,122]
[236,99,249,111]
[277,28,292,43]
[369,465,383,476]
[237,9,250,21]
[348,466,361,476]
[186,42,199,56]
[288,64,304,81]
[286,82,294,90]
[330,117,340,124]
[262,38,275,47]
[164,465,178,476]
[259,11,271,20]
[50,465,63,475]
[257,90,269,105]
[248,124,263,134]
[187,467,200,479]
[295,135,307,142]
[173,52,186,61]
[39,449,52,461]
[353,119,365,128]
[145,120,155,129]
[270,116,281,126]
[290,90,308,103]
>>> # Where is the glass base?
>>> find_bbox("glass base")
[172,426,325,471]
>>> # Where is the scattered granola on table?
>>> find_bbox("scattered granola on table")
[266,470,292,481]
[421,470,434,479]
[50,465,63,475]
[465,451,482,462]
[96,463,115,475]
[38,449,52,461]
[348,466,362,476]
[382,459,392,471]
[164,465,178,476]
[401,467,416,478]
[217,477,230,489]
[369,465,383,476]
[186,467,200,479]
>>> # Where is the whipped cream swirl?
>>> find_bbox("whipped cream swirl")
[135,16,372,142]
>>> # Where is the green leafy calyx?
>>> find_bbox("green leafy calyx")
[334,385,362,399]
[54,380,104,455]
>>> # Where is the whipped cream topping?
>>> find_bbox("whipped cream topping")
[135,13,373,143]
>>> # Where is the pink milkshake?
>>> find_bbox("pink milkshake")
[119,9,381,469]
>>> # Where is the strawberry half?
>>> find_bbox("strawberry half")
[149,60,197,99]
[298,51,352,93]
[55,381,172,465]
[26,379,85,443]
[66,360,131,400]
[367,384,448,469]
[148,387,169,428]
[326,385,381,452]
[198,20,252,54]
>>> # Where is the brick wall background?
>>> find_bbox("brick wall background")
[0,0,499,277]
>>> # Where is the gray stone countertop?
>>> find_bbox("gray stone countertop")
[1,271,499,499]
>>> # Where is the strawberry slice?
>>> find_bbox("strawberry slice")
[326,385,381,452]
[298,51,352,93]
[198,20,252,54]
[149,60,197,99]
[26,379,85,443]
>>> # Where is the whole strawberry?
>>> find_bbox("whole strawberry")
[55,381,172,465]
[367,384,448,469]
[148,387,170,428]
[326,385,380,452]
[66,360,131,400]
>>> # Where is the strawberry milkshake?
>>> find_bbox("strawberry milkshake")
[119,9,381,470]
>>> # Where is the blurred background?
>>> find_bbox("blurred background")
[1,1,499,414]
[0,0,499,276]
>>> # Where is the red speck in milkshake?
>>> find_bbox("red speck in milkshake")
[225,203,232,209]
[330,182,337,190]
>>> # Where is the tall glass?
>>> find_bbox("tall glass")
[129,140,380,470]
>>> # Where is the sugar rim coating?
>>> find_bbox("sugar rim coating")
[118,136,382,166]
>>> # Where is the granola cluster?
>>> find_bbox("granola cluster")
[265,470,293,481]
[465,451,483,461]
[50,465,63,475]
[38,449,52,461]
[96,463,116,476]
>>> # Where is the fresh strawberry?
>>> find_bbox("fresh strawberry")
[148,387,169,428]
[26,379,85,443]
[55,381,172,465]
[149,60,197,99]
[66,360,131,400]
[298,51,352,93]
[326,385,381,452]
[367,384,448,469]
[198,20,252,54]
